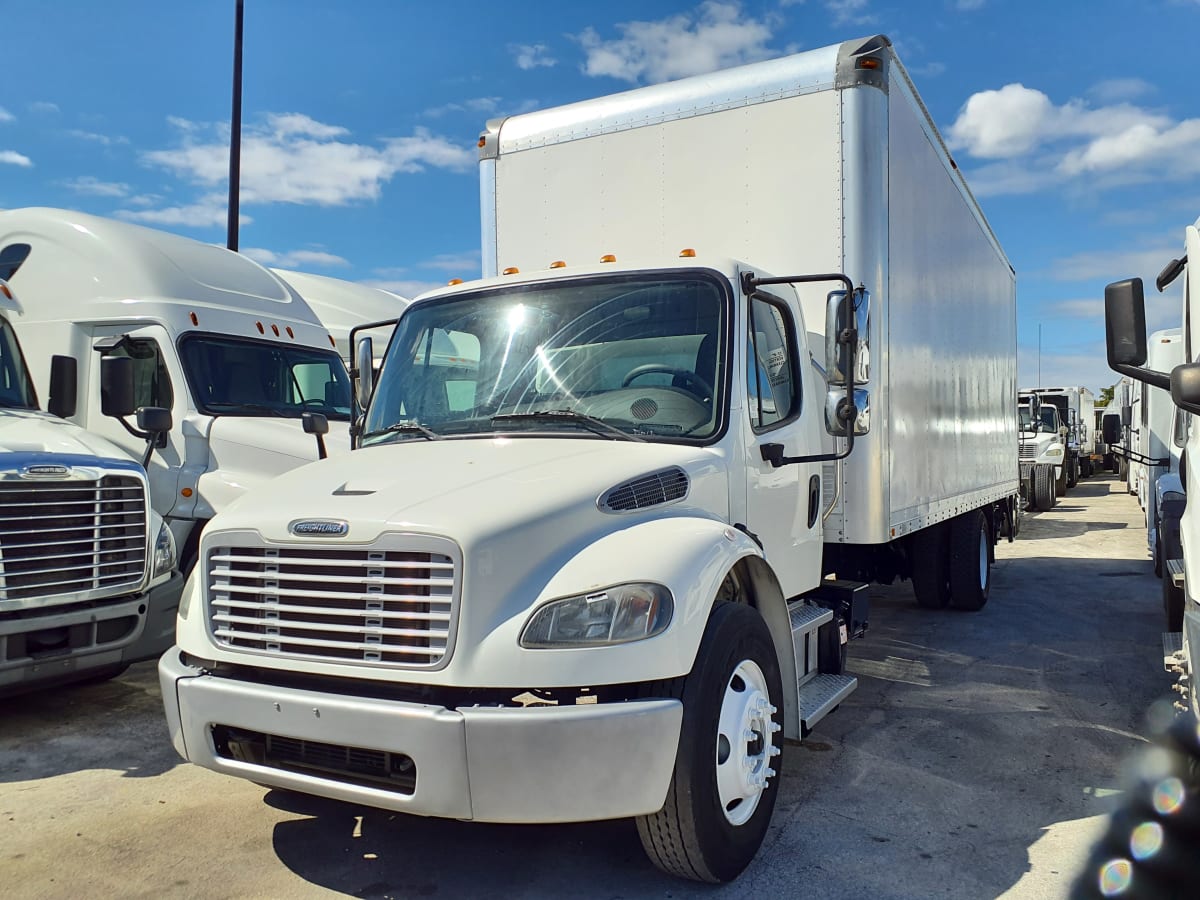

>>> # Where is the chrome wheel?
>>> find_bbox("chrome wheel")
[715,659,780,826]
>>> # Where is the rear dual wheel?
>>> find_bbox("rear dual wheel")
[910,511,992,612]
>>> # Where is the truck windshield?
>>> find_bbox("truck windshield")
[363,273,727,445]
[0,316,37,409]
[179,334,352,420]
[1018,406,1059,432]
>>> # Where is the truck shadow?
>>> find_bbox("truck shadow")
[0,660,179,782]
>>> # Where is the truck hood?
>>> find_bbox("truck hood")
[213,437,728,546]
[0,407,135,461]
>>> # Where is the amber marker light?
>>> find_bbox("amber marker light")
[679,248,697,258]
[271,324,280,336]
[857,56,881,70]
[549,260,566,269]
[502,267,520,275]
[181,488,193,498]
[286,326,294,339]
[189,311,199,326]
[329,335,336,348]
[477,136,487,148]
[0,284,11,299]
[448,278,464,285]
[600,254,617,263]
[255,321,265,334]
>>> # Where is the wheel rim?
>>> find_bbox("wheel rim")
[715,659,778,826]
[977,526,988,590]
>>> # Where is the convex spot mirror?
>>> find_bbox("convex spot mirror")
[825,287,870,386]
[355,336,374,410]
[825,388,870,437]
[1171,362,1200,415]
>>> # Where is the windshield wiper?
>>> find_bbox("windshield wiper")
[491,410,644,442]
[362,420,442,442]
[207,401,287,418]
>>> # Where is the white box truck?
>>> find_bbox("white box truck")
[0,209,357,573]
[1017,393,1065,510]
[0,279,179,695]
[160,36,1018,881]
[1105,226,1200,717]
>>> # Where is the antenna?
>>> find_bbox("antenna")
[226,0,244,252]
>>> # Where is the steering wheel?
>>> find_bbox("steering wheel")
[621,364,714,398]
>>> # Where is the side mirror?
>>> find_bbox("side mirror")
[302,411,329,460]
[825,388,870,437]
[355,336,375,411]
[1171,362,1200,416]
[100,356,136,418]
[825,288,870,386]
[136,406,173,443]
[1105,278,1148,368]
[48,355,77,418]
[1102,414,1121,445]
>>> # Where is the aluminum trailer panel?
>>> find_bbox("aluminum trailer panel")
[481,35,1016,547]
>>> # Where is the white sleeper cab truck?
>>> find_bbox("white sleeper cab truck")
[1017,395,1064,511]
[160,36,1018,882]
[1104,226,1200,717]
[0,208,355,573]
[270,268,408,368]
[0,279,179,695]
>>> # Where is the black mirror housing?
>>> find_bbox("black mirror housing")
[100,356,136,418]
[135,406,172,435]
[1171,362,1200,415]
[302,412,329,436]
[1105,278,1148,368]
[1121,404,1132,427]
[1102,413,1121,445]
[48,355,77,418]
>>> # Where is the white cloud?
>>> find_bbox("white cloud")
[0,107,14,123]
[423,96,502,118]
[510,43,556,70]
[28,101,59,114]
[420,250,481,273]
[139,116,473,211]
[115,194,247,229]
[576,1,779,85]
[1089,77,1154,104]
[1050,243,1180,284]
[61,176,130,197]
[242,247,350,269]
[826,0,876,26]
[66,129,130,146]
[0,150,32,167]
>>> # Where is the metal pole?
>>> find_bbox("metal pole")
[226,0,244,252]
[1038,323,1042,387]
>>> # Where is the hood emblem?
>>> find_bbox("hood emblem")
[289,519,350,537]
[21,464,70,479]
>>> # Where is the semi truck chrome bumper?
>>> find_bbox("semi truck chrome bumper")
[159,649,683,823]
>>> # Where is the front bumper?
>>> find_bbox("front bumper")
[159,649,683,823]
[0,571,183,696]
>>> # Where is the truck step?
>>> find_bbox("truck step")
[1164,631,1184,671]
[1167,558,1186,588]
[788,600,833,635]
[798,673,857,733]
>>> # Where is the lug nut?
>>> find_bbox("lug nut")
[770,746,781,757]
[765,767,776,779]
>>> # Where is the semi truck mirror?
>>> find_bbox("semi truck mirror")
[825,290,849,386]
[1121,404,1132,427]
[302,411,330,460]
[136,406,173,440]
[852,287,870,385]
[1170,362,1200,415]
[355,336,375,410]
[1104,278,1148,368]
[100,356,136,418]
[48,355,77,418]
[825,388,870,436]
[824,288,870,386]
[1102,414,1121,445]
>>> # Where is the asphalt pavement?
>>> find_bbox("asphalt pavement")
[0,473,1173,899]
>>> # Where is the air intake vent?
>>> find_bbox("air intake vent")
[600,467,689,512]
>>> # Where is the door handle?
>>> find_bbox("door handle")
[807,475,820,528]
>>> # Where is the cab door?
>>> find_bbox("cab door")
[742,290,824,599]
[85,324,187,516]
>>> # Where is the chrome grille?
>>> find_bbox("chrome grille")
[0,476,147,601]
[208,542,457,667]
[600,467,689,512]
[1018,444,1036,459]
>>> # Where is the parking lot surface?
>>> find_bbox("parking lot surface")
[1,474,1170,899]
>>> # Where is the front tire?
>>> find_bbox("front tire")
[636,602,783,883]
[1032,466,1055,511]
[948,510,991,611]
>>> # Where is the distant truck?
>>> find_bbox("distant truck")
[1104,220,1200,718]
[0,279,179,696]
[1018,394,1064,510]
[0,208,355,573]
[1019,386,1094,491]
[160,36,1018,881]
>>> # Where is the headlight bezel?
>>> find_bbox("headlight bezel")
[520,582,674,649]
[153,520,178,579]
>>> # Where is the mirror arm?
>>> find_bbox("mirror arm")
[1113,362,1170,391]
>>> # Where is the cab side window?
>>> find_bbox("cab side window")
[109,339,173,409]
[747,296,799,431]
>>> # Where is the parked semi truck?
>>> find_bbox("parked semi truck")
[1018,394,1063,510]
[0,208,355,573]
[1104,220,1200,717]
[1025,386,1096,483]
[0,279,180,695]
[159,36,1018,881]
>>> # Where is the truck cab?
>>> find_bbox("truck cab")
[1018,396,1064,510]
[0,279,180,695]
[0,208,355,571]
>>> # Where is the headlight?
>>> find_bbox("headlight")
[153,521,177,579]
[1045,447,1063,458]
[521,583,673,648]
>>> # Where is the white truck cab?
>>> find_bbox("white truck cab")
[0,279,179,695]
[0,208,355,571]
[1018,395,1065,510]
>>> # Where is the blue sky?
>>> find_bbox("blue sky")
[3,0,1199,396]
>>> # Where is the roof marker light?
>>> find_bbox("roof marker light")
[329,335,336,348]
[271,324,280,336]
[857,57,881,70]
[549,260,566,269]
[477,136,487,148]
[255,321,265,334]
[503,267,520,275]
[189,311,199,326]
[286,326,294,339]
[448,278,464,285]
[600,254,617,263]
[679,248,697,258]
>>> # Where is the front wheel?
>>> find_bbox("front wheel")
[636,602,783,883]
